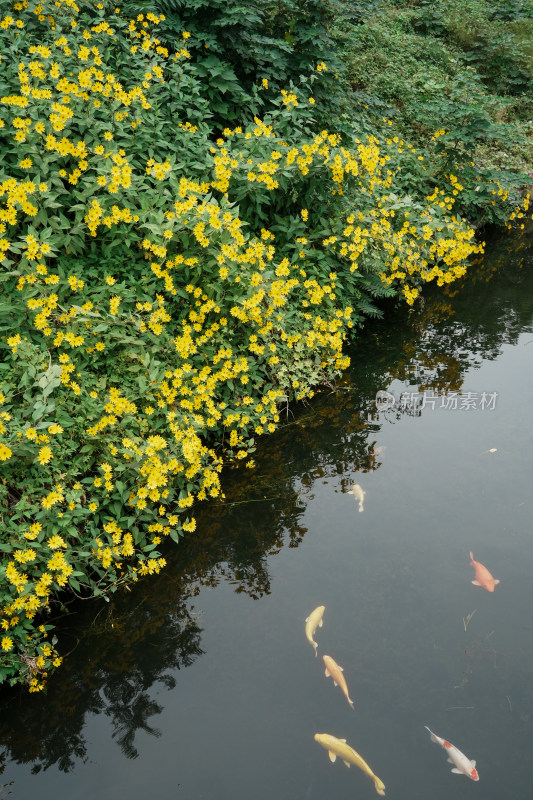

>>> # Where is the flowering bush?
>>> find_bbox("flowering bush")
[0,0,530,689]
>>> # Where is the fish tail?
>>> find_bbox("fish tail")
[424,726,439,743]
[373,775,386,796]
[469,551,475,563]
[348,698,354,710]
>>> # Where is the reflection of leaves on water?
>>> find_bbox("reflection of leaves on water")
[106,692,162,760]
[0,597,203,773]
[0,779,14,799]
[0,753,12,797]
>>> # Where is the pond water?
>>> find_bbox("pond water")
[1,228,533,800]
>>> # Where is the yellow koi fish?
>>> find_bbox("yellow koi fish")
[323,655,354,710]
[305,605,325,656]
[314,733,385,795]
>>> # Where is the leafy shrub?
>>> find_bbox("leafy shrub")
[122,0,348,129]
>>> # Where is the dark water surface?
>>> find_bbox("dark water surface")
[1,229,533,800]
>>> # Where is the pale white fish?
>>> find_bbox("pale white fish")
[347,484,365,512]
[424,726,479,781]
[305,605,325,656]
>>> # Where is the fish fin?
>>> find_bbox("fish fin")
[324,667,330,677]
[470,552,474,561]
[339,665,344,671]
[447,758,454,763]
[343,761,351,768]
[328,751,336,763]
[451,768,462,774]
[495,580,500,585]
[348,699,354,710]
[333,680,338,687]
[341,739,346,742]
[472,580,481,586]
[471,761,476,767]
[318,619,323,628]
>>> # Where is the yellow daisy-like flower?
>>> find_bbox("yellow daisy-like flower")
[37,446,53,464]
[0,443,12,461]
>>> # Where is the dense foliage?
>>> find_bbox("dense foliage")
[0,0,531,690]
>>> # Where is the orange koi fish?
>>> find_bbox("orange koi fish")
[469,551,500,592]
[323,655,354,710]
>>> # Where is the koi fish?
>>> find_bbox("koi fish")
[314,733,385,796]
[347,483,365,512]
[470,551,500,592]
[323,655,354,710]
[305,605,325,656]
[424,726,479,781]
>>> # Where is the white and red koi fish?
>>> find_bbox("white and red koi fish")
[323,655,354,710]
[424,726,479,781]
[470,551,500,592]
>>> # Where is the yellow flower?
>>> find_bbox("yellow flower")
[24,522,41,540]
[0,443,12,461]
[47,535,67,549]
[1,636,13,652]
[37,446,53,464]
[109,296,121,315]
